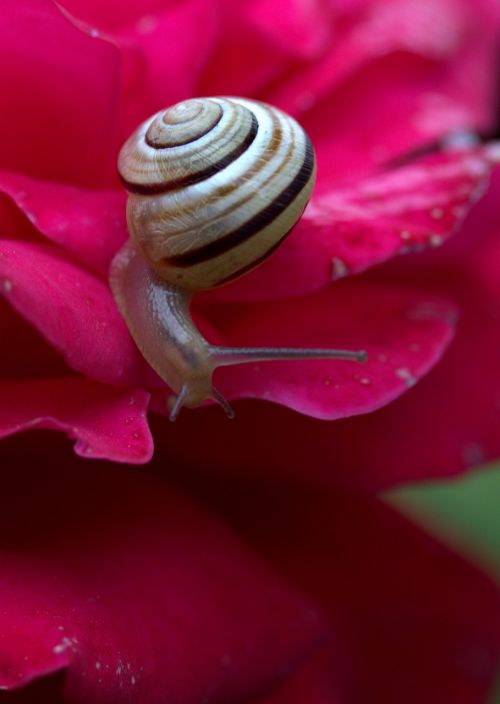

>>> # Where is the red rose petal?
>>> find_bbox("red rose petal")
[267,0,499,185]
[0,377,152,464]
[0,454,323,703]
[0,0,119,187]
[198,1,291,98]
[0,240,150,387]
[0,171,127,278]
[146,278,457,421]
[0,296,67,380]
[241,0,334,59]
[211,146,494,302]
[114,0,219,143]
[195,481,500,704]
[151,167,500,486]
[255,647,342,704]
[306,167,500,489]
[57,0,180,31]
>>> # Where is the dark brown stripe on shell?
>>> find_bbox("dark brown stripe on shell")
[215,215,303,286]
[122,113,259,195]
[159,105,284,227]
[166,137,314,268]
[145,104,223,148]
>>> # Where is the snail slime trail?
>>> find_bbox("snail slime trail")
[110,97,367,420]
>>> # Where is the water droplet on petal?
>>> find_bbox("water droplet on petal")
[331,257,349,280]
[395,367,417,388]
[429,234,444,247]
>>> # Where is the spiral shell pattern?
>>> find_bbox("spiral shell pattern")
[118,97,316,290]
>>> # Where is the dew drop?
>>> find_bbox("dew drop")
[485,142,500,163]
[429,234,444,247]
[430,207,444,220]
[400,230,412,241]
[2,279,12,293]
[442,130,480,150]
[395,367,417,388]
[331,257,349,279]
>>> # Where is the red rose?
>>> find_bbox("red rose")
[0,0,499,702]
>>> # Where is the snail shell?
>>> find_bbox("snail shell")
[111,97,365,420]
[118,97,316,291]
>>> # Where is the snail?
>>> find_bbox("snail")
[110,97,366,420]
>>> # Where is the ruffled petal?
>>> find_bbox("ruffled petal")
[0,0,119,187]
[266,0,500,185]
[155,167,500,485]
[0,378,152,464]
[91,0,219,145]
[145,278,457,422]
[190,480,500,704]
[56,0,180,31]
[0,171,127,278]
[211,146,494,302]
[240,0,334,60]
[0,451,323,703]
[0,240,149,387]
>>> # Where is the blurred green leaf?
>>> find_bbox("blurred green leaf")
[388,464,500,702]
[387,462,500,579]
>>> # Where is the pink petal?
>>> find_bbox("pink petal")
[305,166,500,488]
[0,295,68,380]
[271,0,477,112]
[265,0,499,184]
[198,2,291,98]
[114,0,219,143]
[241,0,334,59]
[211,146,494,302]
[57,0,180,31]
[255,648,342,704]
[0,378,152,464]
[0,171,127,278]
[196,481,500,704]
[0,452,323,702]
[0,240,149,387]
[148,279,457,420]
[0,0,119,187]
[156,166,500,487]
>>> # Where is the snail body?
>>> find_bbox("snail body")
[111,97,365,420]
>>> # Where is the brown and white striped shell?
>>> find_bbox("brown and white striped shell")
[118,97,316,291]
